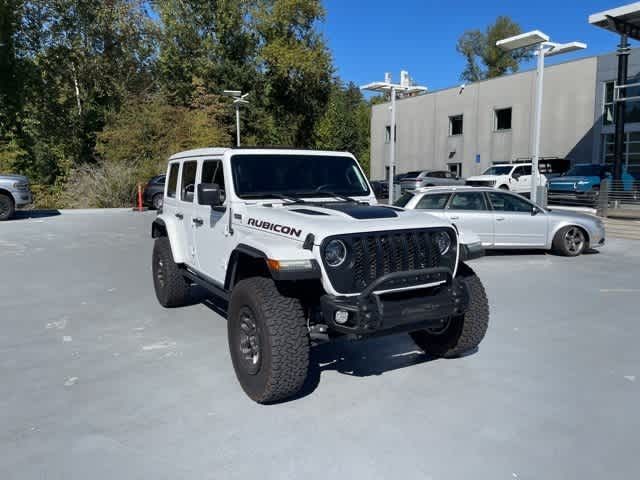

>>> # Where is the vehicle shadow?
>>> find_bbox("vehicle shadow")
[289,334,443,402]
[198,288,477,404]
[10,210,61,220]
[484,248,600,257]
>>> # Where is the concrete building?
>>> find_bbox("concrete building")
[369,48,640,181]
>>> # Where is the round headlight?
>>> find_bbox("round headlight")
[324,239,347,267]
[433,231,452,255]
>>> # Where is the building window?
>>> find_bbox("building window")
[603,80,640,125]
[448,162,462,178]
[495,108,512,131]
[449,115,463,136]
[384,125,397,144]
[603,82,615,126]
[601,132,640,177]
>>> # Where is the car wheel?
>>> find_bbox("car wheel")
[152,237,190,307]
[0,193,15,221]
[552,225,587,257]
[410,263,489,358]
[499,185,509,190]
[228,277,309,404]
[152,193,163,210]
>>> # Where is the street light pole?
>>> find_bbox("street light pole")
[235,104,241,147]
[530,44,545,204]
[496,31,586,205]
[361,72,427,204]
[223,90,250,147]
[389,86,396,203]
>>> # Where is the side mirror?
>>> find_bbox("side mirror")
[512,173,521,180]
[531,206,540,216]
[198,183,224,207]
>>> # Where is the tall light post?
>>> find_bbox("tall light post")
[361,72,427,204]
[497,31,586,204]
[223,90,250,147]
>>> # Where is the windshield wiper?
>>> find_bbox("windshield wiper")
[304,189,361,203]
[241,192,306,203]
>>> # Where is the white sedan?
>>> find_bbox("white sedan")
[395,186,606,256]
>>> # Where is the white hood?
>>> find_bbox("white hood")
[235,201,453,245]
[465,174,501,182]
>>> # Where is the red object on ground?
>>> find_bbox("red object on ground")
[137,184,143,212]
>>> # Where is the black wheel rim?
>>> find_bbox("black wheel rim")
[564,227,585,254]
[156,257,166,288]
[237,307,261,375]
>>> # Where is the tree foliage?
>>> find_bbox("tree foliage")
[1,0,372,207]
[456,16,532,82]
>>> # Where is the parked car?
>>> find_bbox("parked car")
[395,186,605,256]
[0,173,33,221]
[143,174,166,210]
[547,163,637,205]
[465,163,544,194]
[370,180,389,199]
[151,148,489,403]
[400,170,465,192]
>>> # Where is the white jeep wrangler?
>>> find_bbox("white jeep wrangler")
[151,148,489,403]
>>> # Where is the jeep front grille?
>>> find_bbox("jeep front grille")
[322,228,454,294]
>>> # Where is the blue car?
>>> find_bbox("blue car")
[547,163,636,205]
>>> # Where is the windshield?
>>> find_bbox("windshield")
[394,192,414,207]
[482,166,513,176]
[563,165,607,177]
[231,154,370,199]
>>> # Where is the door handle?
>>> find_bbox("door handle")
[192,217,204,226]
[175,213,184,220]
[449,216,459,220]
[496,216,505,221]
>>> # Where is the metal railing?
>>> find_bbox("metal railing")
[597,179,640,219]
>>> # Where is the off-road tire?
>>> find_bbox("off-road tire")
[152,193,163,210]
[410,263,489,358]
[228,277,310,404]
[552,225,587,257]
[0,193,15,221]
[152,237,190,307]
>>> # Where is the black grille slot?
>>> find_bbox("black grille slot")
[324,229,447,294]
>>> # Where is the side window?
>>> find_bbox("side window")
[427,171,444,178]
[167,164,179,198]
[416,193,450,209]
[448,192,487,211]
[180,161,197,202]
[488,192,532,213]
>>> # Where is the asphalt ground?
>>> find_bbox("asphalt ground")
[1,210,639,479]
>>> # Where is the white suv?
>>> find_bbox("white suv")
[151,148,489,403]
[465,163,546,194]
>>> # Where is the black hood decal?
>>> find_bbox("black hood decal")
[319,203,398,219]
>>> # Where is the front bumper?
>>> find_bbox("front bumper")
[320,267,469,336]
[14,191,33,207]
[548,190,597,204]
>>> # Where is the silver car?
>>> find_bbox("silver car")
[399,170,466,192]
[395,186,605,256]
[0,173,33,221]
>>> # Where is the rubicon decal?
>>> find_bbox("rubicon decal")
[247,218,302,238]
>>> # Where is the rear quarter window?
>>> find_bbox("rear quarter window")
[166,164,179,198]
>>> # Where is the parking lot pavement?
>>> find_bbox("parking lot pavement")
[2,211,639,480]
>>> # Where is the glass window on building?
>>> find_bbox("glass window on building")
[449,115,463,135]
[603,80,640,126]
[601,132,640,177]
[384,125,397,144]
[495,108,512,131]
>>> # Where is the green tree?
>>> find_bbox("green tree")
[456,16,532,82]
[253,0,332,147]
[315,81,370,173]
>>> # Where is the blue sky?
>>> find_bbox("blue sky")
[322,0,631,91]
